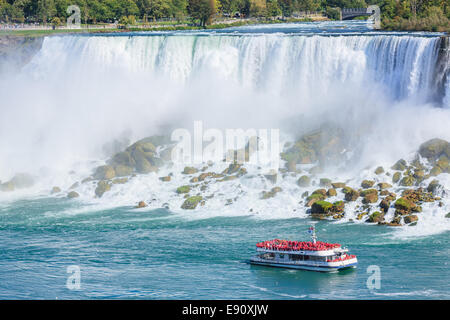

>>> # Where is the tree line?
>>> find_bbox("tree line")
[0,0,448,31]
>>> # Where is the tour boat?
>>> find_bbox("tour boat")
[249,226,357,272]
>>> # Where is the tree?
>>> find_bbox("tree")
[266,0,281,17]
[188,0,215,26]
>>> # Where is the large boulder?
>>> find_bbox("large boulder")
[399,175,414,186]
[114,165,133,177]
[418,138,450,162]
[392,172,401,184]
[176,185,191,194]
[94,165,116,180]
[427,179,442,194]
[374,166,384,175]
[67,191,79,199]
[367,211,384,223]
[183,166,199,175]
[95,180,111,198]
[319,178,332,187]
[181,196,203,210]
[343,187,359,201]
[403,215,418,224]
[311,200,333,214]
[391,159,407,171]
[361,180,375,188]
[297,175,311,187]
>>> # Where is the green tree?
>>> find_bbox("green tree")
[188,0,215,26]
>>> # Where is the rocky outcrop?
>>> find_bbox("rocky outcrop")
[95,181,111,198]
[418,138,450,163]
[181,196,203,209]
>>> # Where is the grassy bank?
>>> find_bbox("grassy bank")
[0,17,317,38]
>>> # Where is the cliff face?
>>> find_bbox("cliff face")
[0,36,43,72]
[434,36,450,106]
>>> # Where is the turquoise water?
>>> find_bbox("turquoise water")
[0,197,448,299]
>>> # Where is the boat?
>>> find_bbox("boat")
[248,226,357,272]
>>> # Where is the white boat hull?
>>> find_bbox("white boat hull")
[248,258,358,272]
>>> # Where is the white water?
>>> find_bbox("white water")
[0,25,449,237]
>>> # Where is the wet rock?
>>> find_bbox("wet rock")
[94,165,116,180]
[427,179,441,194]
[81,177,94,184]
[67,191,79,199]
[392,159,407,171]
[297,175,311,187]
[394,197,420,214]
[430,166,442,176]
[327,188,337,197]
[95,180,111,198]
[319,178,332,188]
[309,166,323,175]
[306,193,325,207]
[331,201,345,214]
[311,200,333,214]
[378,182,392,190]
[301,191,309,198]
[0,181,15,192]
[183,166,198,175]
[418,138,450,162]
[264,171,278,184]
[114,165,133,177]
[361,180,375,189]
[436,156,449,172]
[112,178,128,184]
[111,151,135,167]
[159,176,171,182]
[261,187,282,199]
[374,166,384,175]
[392,172,401,184]
[181,196,203,209]
[379,198,392,213]
[331,182,346,189]
[222,163,241,175]
[362,190,378,204]
[367,211,384,223]
[286,160,297,172]
[136,201,147,208]
[190,177,199,183]
[343,188,359,201]
[403,215,418,224]
[399,175,414,186]
[446,212,450,218]
[176,185,191,194]
[219,175,238,182]
[51,186,61,194]
[69,182,79,189]
[312,189,327,197]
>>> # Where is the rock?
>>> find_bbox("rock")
[362,191,378,204]
[331,182,346,188]
[367,211,384,223]
[159,176,171,182]
[361,180,375,188]
[67,191,79,199]
[331,201,345,214]
[446,212,450,218]
[311,201,333,214]
[404,215,418,224]
[0,181,15,192]
[69,182,79,189]
[112,178,128,184]
[261,187,282,199]
[430,166,442,176]
[378,182,392,190]
[190,177,199,183]
[427,179,441,194]
[374,166,384,175]
[114,165,133,177]
[176,185,191,194]
[301,191,309,198]
[182,167,198,175]
[394,197,419,214]
[306,193,325,206]
[222,163,241,175]
[111,151,135,167]
[418,138,450,162]
[264,171,278,184]
[327,188,337,197]
[319,178,332,187]
[312,189,327,197]
[399,176,414,186]
[181,196,203,210]
[198,172,212,181]
[297,175,311,187]
[379,198,392,213]
[344,188,359,201]
[436,156,449,172]
[81,177,94,184]
[309,166,323,175]
[94,165,116,180]
[133,150,157,173]
[219,175,238,182]
[392,172,401,184]
[95,180,111,198]
[51,186,61,194]
[413,169,425,181]
[392,159,407,171]
[136,201,147,208]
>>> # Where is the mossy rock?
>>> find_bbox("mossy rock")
[391,159,407,171]
[306,193,325,206]
[181,196,203,210]
[222,163,241,175]
[111,151,135,167]
[392,172,401,184]
[312,189,327,197]
[361,180,375,188]
[399,176,414,186]
[198,172,213,181]
[319,178,332,187]
[183,167,198,175]
[427,179,441,194]
[378,182,392,190]
[261,187,282,199]
[94,165,116,180]
[344,188,359,201]
[379,198,392,213]
[331,182,346,188]
[219,175,238,182]
[403,215,418,224]
[436,156,449,172]
[327,188,337,197]
[159,176,171,182]
[67,191,79,199]
[331,201,345,213]
[394,197,416,212]
[418,138,450,162]
[132,149,157,173]
[114,165,133,177]
[413,169,425,180]
[368,211,384,223]
[176,185,191,194]
[297,175,311,187]
[51,186,61,194]
[374,166,384,175]
[445,212,450,218]
[95,181,111,198]
[311,200,333,214]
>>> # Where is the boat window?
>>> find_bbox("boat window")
[259,253,275,260]
[289,254,304,261]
